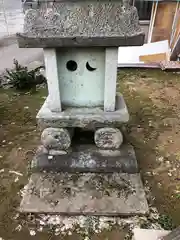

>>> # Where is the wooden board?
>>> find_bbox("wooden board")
[170,35,180,60]
[151,2,177,43]
[170,7,180,60]
[148,2,157,43]
[160,61,180,71]
[171,9,180,50]
[139,52,168,63]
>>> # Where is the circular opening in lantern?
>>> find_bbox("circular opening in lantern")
[66,60,77,71]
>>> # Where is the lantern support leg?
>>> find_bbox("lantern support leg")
[44,48,62,112]
[104,47,118,112]
[94,127,123,149]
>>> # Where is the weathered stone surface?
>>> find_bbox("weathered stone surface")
[133,228,170,240]
[36,145,48,155]
[31,144,138,173]
[37,94,129,130]
[17,1,145,48]
[94,128,123,149]
[41,128,71,150]
[20,172,149,215]
[17,34,145,48]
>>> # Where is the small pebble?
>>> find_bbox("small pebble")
[168,172,172,177]
[166,161,171,166]
[13,213,20,220]
[39,220,45,225]
[48,155,53,160]
[14,177,19,182]
[175,190,180,193]
[0,156,3,158]
[2,140,6,143]
[157,156,164,162]
[84,236,90,240]
[29,230,36,236]
[148,121,153,127]
[24,106,29,109]
[38,226,43,232]
[8,142,13,145]
[0,169,4,173]
[9,170,23,176]
[15,224,22,231]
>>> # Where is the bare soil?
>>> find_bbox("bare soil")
[0,69,180,239]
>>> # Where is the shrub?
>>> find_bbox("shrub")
[4,59,46,90]
[158,214,176,230]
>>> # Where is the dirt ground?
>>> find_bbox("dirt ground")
[0,69,180,239]
[119,69,180,225]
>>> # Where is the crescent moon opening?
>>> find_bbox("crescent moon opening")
[86,62,97,71]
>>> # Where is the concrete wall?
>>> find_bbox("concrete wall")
[0,0,23,38]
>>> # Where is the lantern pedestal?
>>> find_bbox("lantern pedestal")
[31,144,138,174]
[37,94,129,130]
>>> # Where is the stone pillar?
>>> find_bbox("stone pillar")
[43,49,62,112]
[104,48,118,112]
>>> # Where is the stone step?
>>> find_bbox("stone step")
[132,228,171,240]
[20,173,148,216]
[31,144,138,174]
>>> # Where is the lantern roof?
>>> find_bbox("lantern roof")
[17,0,145,48]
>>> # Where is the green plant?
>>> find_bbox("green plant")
[176,194,180,199]
[158,214,176,230]
[4,59,45,90]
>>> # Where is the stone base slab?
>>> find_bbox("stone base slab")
[36,94,129,130]
[20,173,148,216]
[31,144,138,174]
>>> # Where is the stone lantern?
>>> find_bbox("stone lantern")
[18,0,148,216]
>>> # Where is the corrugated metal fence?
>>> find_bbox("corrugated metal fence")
[0,0,24,38]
